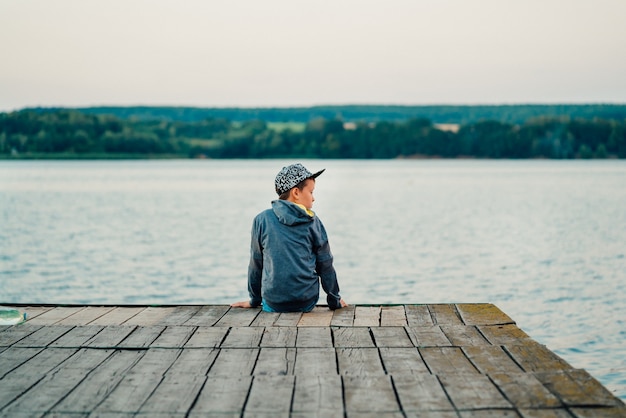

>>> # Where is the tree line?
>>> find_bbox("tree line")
[30,103,626,124]
[1,109,625,159]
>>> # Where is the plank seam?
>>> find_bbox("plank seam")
[416,347,435,375]
[45,349,118,414]
[434,374,461,414]
[484,373,520,412]
[119,307,147,325]
[500,345,532,374]
[426,305,438,325]
[452,304,465,325]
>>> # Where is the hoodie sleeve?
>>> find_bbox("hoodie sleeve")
[247,216,263,307]
[314,220,342,310]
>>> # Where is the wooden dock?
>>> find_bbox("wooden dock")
[0,303,624,417]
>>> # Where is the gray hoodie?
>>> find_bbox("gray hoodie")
[248,199,342,312]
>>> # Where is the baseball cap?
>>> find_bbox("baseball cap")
[275,163,325,195]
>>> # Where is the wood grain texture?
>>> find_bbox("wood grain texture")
[437,373,513,410]
[380,306,407,326]
[188,376,252,416]
[354,306,381,327]
[2,303,622,416]
[298,306,334,327]
[456,303,515,326]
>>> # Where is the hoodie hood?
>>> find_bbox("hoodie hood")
[271,200,314,226]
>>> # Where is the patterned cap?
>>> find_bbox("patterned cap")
[275,163,325,195]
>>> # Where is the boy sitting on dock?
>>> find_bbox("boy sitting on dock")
[231,163,347,312]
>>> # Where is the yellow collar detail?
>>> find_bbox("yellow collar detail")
[295,203,314,217]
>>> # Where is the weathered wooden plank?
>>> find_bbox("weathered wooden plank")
[569,407,626,418]
[49,325,104,347]
[166,348,218,376]
[405,326,451,347]
[260,326,297,347]
[49,350,145,414]
[343,376,400,413]
[1,348,114,416]
[478,324,532,345]
[117,325,165,348]
[428,304,463,325]
[462,346,524,374]
[92,373,163,414]
[0,347,78,382]
[371,327,414,347]
[518,409,573,418]
[251,311,280,327]
[333,327,375,348]
[159,306,202,326]
[17,305,54,321]
[126,347,182,375]
[457,411,520,417]
[392,373,455,412]
[404,305,434,326]
[92,348,181,414]
[440,325,490,346]
[354,306,381,327]
[221,326,264,348]
[0,324,43,347]
[456,303,515,326]
[245,375,295,414]
[419,347,478,374]
[215,307,261,327]
[254,347,296,375]
[489,372,562,409]
[138,373,206,415]
[13,325,74,347]
[404,412,458,418]
[84,325,136,348]
[25,306,87,325]
[184,305,229,326]
[88,306,146,325]
[274,312,303,327]
[378,347,429,374]
[184,326,229,348]
[292,375,343,415]
[337,348,386,375]
[122,306,177,326]
[0,373,46,410]
[330,305,355,327]
[0,347,43,378]
[437,373,513,410]
[294,347,337,375]
[188,376,252,416]
[149,325,196,348]
[55,306,115,325]
[380,306,407,326]
[505,344,573,372]
[209,348,259,376]
[298,306,334,327]
[535,369,624,407]
[297,327,333,348]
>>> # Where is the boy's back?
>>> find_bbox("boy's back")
[231,163,346,312]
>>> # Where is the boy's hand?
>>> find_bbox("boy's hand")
[231,300,252,308]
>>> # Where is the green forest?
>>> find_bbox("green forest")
[1,106,625,159]
[33,103,626,124]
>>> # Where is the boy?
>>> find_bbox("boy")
[231,163,347,312]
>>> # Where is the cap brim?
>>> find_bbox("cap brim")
[310,169,325,179]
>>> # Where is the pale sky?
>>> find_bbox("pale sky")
[1,0,625,111]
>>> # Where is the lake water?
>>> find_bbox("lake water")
[1,159,625,400]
